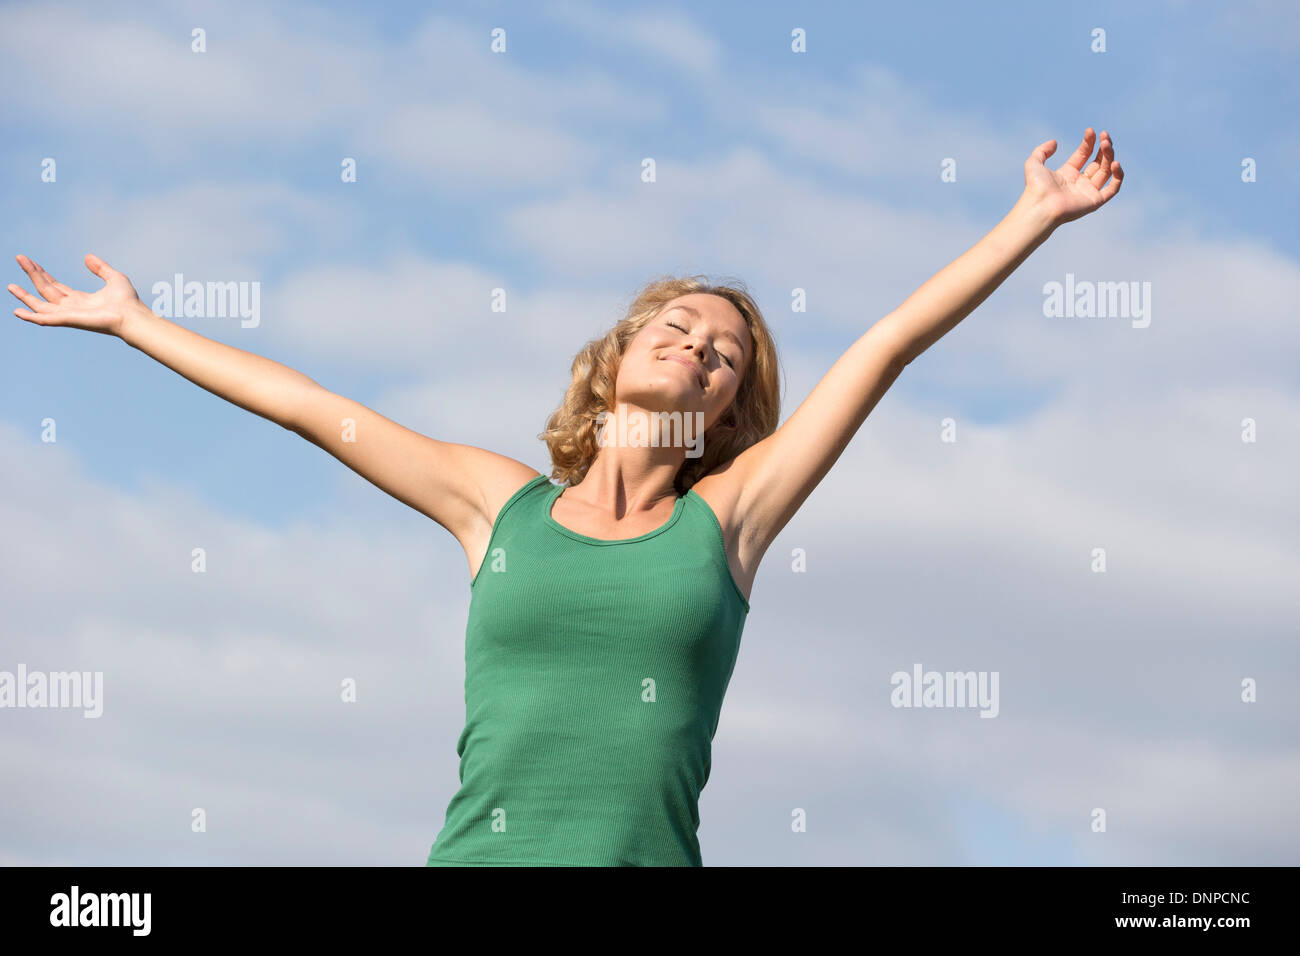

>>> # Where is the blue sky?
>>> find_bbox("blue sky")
[2,0,1297,865]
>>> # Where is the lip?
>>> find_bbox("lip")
[663,354,706,388]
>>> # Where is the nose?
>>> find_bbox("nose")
[681,342,710,373]
[682,337,709,362]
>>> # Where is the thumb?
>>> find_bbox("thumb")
[84,253,119,281]
[1027,139,1058,166]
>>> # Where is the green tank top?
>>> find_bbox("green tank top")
[426,474,750,866]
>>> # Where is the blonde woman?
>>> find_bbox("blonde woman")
[9,130,1122,866]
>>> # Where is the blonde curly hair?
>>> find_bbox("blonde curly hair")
[540,274,782,494]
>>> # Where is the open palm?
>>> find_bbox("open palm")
[8,253,142,336]
[1024,128,1124,226]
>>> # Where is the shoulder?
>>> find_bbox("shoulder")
[477,455,546,520]
[441,445,543,536]
[451,451,544,583]
[689,467,740,534]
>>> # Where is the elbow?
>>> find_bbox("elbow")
[872,325,914,373]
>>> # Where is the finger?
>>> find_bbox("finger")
[6,282,53,313]
[15,254,44,285]
[13,307,47,323]
[1082,131,1110,178]
[1090,138,1114,189]
[1059,128,1097,173]
[16,254,71,299]
[1026,139,1058,166]
[1097,161,1124,203]
[31,260,74,297]
[85,253,120,283]
[1086,133,1118,184]
[22,260,70,302]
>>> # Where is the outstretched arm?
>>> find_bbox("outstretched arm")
[724,128,1124,563]
[7,253,538,551]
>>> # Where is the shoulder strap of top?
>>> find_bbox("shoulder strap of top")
[470,475,550,588]
[496,474,551,526]
[682,489,751,612]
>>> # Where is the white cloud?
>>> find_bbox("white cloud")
[541,0,722,74]
[0,4,648,185]
[752,63,1031,183]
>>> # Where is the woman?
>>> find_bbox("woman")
[9,130,1122,866]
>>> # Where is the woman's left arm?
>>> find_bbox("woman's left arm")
[724,128,1124,563]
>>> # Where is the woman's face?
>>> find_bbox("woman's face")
[614,293,752,435]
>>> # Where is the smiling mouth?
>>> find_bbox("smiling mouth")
[663,354,706,388]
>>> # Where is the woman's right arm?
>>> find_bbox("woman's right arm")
[10,253,541,571]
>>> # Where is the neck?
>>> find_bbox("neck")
[570,402,704,515]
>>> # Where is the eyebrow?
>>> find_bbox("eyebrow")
[669,305,748,359]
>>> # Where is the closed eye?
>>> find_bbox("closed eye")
[666,320,736,370]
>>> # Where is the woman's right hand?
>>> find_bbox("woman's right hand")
[8,253,144,337]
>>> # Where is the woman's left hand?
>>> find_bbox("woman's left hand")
[1023,128,1124,227]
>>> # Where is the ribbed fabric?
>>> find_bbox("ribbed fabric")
[425,474,750,866]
